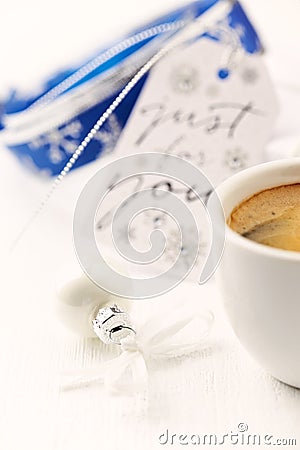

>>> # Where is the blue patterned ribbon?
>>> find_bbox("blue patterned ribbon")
[0,0,262,176]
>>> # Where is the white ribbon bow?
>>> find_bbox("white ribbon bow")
[62,307,214,394]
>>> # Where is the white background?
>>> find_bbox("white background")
[1,0,300,92]
[0,1,300,449]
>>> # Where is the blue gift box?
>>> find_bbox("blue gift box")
[0,0,262,176]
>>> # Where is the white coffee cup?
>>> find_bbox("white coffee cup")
[216,158,300,388]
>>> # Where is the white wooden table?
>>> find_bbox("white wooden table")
[0,1,300,449]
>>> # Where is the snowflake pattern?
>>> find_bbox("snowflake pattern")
[94,114,122,155]
[111,209,207,271]
[170,65,200,94]
[240,67,259,84]
[224,147,247,171]
[164,229,207,269]
[29,120,82,164]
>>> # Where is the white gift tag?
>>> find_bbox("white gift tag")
[95,38,278,283]
[116,38,278,175]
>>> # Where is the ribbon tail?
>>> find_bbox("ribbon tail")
[61,357,120,391]
[104,350,148,395]
[61,350,148,395]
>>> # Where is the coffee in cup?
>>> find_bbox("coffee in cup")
[216,159,300,388]
[228,183,300,252]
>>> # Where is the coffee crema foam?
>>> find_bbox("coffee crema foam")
[228,183,300,252]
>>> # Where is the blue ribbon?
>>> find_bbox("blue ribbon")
[0,0,262,176]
